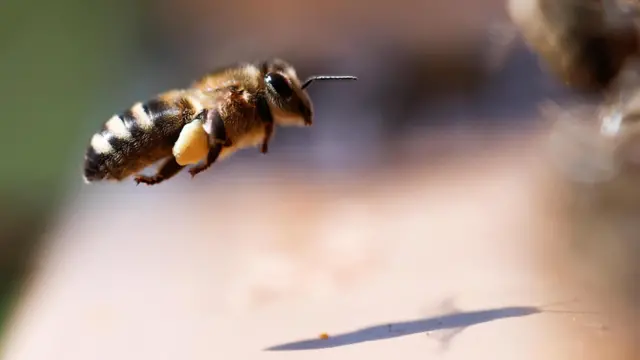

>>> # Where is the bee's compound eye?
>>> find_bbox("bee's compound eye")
[265,72,293,99]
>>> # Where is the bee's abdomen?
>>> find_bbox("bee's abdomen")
[83,95,201,182]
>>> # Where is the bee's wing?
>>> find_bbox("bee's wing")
[192,73,232,91]
[190,61,253,91]
[194,75,261,137]
[173,83,256,165]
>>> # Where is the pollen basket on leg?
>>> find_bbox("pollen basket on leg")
[90,133,113,154]
[173,118,209,166]
[131,102,154,129]
[105,115,132,139]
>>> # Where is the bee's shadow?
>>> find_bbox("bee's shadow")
[264,306,541,351]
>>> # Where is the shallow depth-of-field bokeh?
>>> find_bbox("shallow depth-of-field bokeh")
[0,0,638,359]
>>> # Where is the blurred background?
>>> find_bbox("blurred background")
[0,0,638,359]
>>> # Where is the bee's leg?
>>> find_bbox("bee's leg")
[188,144,223,178]
[134,157,185,186]
[201,108,232,147]
[261,123,274,154]
[189,108,229,178]
[256,94,274,154]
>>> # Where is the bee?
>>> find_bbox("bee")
[82,58,357,186]
[507,0,640,91]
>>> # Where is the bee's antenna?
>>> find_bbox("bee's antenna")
[301,75,358,90]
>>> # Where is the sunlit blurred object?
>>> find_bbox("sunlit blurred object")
[507,0,640,92]
[543,57,640,184]
[541,58,640,360]
[544,100,622,184]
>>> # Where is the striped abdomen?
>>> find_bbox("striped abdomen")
[83,93,203,182]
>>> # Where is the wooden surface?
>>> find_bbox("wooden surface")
[0,130,628,360]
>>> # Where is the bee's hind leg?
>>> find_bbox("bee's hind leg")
[188,144,223,178]
[189,108,229,178]
[134,157,185,186]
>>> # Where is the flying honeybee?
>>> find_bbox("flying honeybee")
[82,58,357,186]
[507,0,640,91]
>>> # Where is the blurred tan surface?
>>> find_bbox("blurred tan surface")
[0,130,622,360]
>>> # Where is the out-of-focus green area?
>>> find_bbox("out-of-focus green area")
[0,0,140,336]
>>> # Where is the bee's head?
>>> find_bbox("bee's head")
[260,58,357,127]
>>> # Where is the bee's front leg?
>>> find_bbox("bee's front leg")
[256,94,274,154]
[189,108,229,178]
